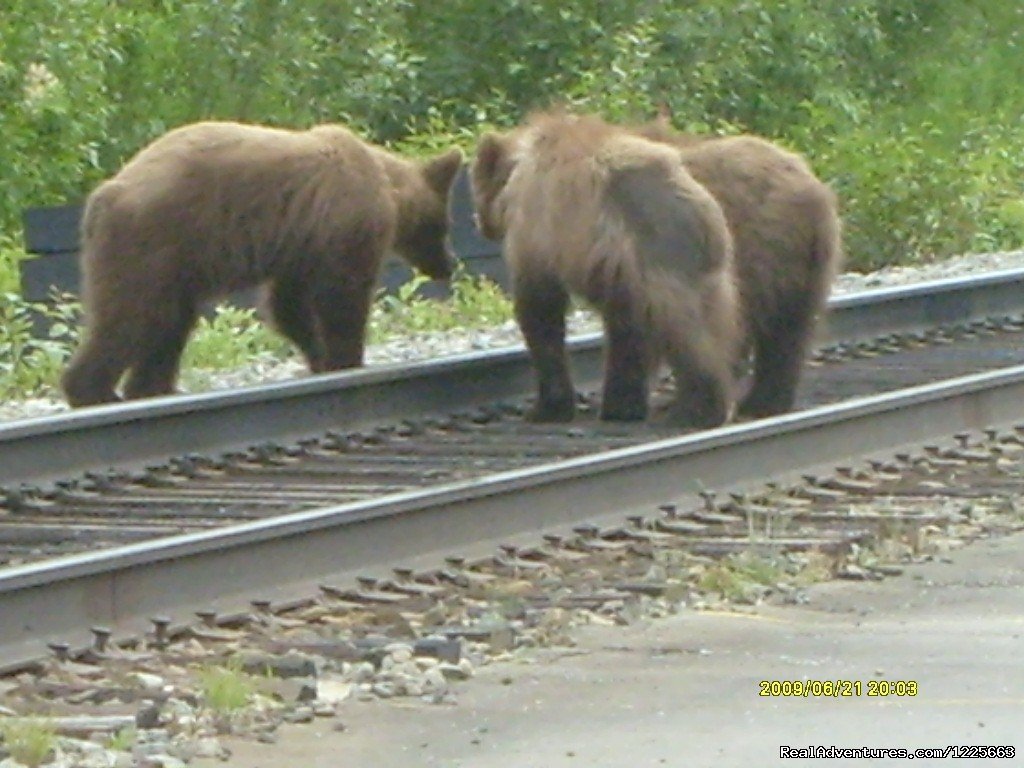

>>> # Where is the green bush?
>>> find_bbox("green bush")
[370,267,512,342]
[0,292,79,400]
[2,0,1022,270]
[1,0,1022,371]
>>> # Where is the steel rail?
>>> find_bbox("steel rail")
[3,362,1024,668]
[4,268,1024,487]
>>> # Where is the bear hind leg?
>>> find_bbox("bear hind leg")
[514,271,575,422]
[599,284,651,422]
[62,331,134,407]
[738,300,816,419]
[309,276,375,372]
[122,296,198,400]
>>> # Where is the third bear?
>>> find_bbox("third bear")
[635,117,843,417]
[471,110,740,428]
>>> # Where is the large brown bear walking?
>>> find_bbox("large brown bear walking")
[62,121,463,407]
[471,111,740,427]
[634,119,843,417]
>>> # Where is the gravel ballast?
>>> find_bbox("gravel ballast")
[3,249,1024,423]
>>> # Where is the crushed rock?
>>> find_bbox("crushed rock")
[4,250,1024,422]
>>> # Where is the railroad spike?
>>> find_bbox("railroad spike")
[150,616,172,648]
[250,599,273,614]
[698,490,717,510]
[573,523,600,538]
[90,626,112,653]
[47,641,71,662]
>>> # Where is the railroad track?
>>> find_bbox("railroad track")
[3,269,1024,671]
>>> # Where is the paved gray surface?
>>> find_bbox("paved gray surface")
[205,532,1024,767]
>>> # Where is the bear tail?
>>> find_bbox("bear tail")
[804,185,844,323]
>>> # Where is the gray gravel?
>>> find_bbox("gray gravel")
[3,249,1023,423]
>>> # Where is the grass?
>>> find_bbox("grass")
[107,727,137,752]
[697,551,789,603]
[181,304,293,372]
[197,661,257,714]
[0,718,57,767]
[369,265,512,342]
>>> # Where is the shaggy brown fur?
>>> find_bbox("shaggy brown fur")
[471,111,740,427]
[62,121,463,407]
[634,118,843,417]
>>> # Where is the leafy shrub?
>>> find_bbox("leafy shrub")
[181,305,293,373]
[370,267,512,342]
[0,292,79,400]
[0,1,1021,298]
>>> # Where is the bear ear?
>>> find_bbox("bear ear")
[423,147,464,194]
[475,133,512,182]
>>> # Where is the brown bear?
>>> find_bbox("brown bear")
[471,110,741,427]
[61,121,463,407]
[633,117,843,417]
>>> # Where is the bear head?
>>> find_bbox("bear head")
[394,147,464,281]
[469,130,523,241]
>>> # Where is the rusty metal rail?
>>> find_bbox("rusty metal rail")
[3,270,1024,668]
[3,320,1024,567]
[3,362,1024,670]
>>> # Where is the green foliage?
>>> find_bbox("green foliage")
[698,551,791,603]
[198,661,257,714]
[0,718,57,767]
[0,0,1022,279]
[107,727,137,753]
[0,238,29,295]
[369,267,512,342]
[0,292,79,400]
[180,305,293,374]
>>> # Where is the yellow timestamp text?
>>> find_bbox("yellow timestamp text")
[759,680,918,698]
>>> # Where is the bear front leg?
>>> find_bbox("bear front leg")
[666,364,732,429]
[310,275,375,372]
[265,277,326,372]
[513,272,575,422]
[665,323,734,430]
